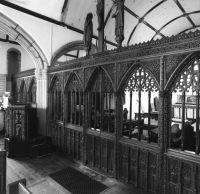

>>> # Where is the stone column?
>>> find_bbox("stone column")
[35,68,48,136]
[0,150,6,194]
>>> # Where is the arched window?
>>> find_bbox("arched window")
[18,80,27,103]
[28,79,36,104]
[65,74,83,126]
[171,57,200,154]
[122,66,159,143]
[86,68,115,133]
[49,77,62,121]
[7,49,21,80]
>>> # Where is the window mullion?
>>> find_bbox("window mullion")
[181,91,186,151]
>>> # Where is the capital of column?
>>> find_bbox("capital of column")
[35,68,48,80]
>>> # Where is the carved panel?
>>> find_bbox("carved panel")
[86,134,93,167]
[107,141,114,175]
[129,148,138,185]
[182,163,192,190]
[168,158,180,194]
[119,144,129,181]
[138,150,147,190]
[94,137,101,168]
[165,53,188,82]
[143,59,160,84]
[102,63,115,87]
[117,62,132,85]
[101,139,107,172]
[148,153,158,193]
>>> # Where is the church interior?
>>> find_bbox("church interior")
[0,0,200,193]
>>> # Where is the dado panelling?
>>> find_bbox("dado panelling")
[119,143,158,194]
[167,155,200,194]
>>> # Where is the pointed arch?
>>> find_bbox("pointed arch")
[118,63,159,93]
[64,72,84,126]
[165,52,200,92]
[85,66,115,92]
[49,74,63,93]
[64,72,84,93]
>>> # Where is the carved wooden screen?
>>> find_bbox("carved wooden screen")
[28,79,36,104]
[86,68,115,133]
[65,74,83,126]
[18,81,27,104]
[123,66,159,143]
[50,77,62,121]
[171,58,200,154]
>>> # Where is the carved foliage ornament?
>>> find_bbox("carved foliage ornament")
[125,66,158,92]
[172,58,200,92]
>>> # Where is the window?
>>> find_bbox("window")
[86,68,115,133]
[122,66,159,143]
[50,77,62,121]
[65,74,83,126]
[171,57,200,154]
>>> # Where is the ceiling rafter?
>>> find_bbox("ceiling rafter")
[76,50,80,58]
[124,6,165,44]
[173,0,196,27]
[64,53,78,58]
[104,4,115,29]
[61,0,69,22]
[127,0,167,45]
[0,0,117,47]
[151,10,200,40]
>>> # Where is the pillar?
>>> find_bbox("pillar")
[35,68,48,136]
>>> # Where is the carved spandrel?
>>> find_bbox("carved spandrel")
[143,59,160,84]
[84,67,95,88]
[74,69,84,86]
[117,62,132,85]
[102,63,115,86]
[165,53,188,81]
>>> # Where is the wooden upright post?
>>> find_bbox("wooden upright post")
[0,150,6,194]
[97,0,105,52]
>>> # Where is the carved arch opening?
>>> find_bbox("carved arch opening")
[49,75,63,121]
[167,51,200,154]
[64,72,84,126]
[118,63,159,143]
[85,66,115,133]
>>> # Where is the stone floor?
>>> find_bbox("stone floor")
[1,137,149,194]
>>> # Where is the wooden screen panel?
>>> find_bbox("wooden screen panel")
[138,150,148,190]
[107,141,114,175]
[197,166,200,193]
[129,148,138,186]
[168,158,180,194]
[148,153,158,193]
[94,137,101,169]
[119,144,129,182]
[86,135,94,167]
[101,139,107,172]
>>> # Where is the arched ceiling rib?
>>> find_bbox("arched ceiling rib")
[1,0,200,47]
